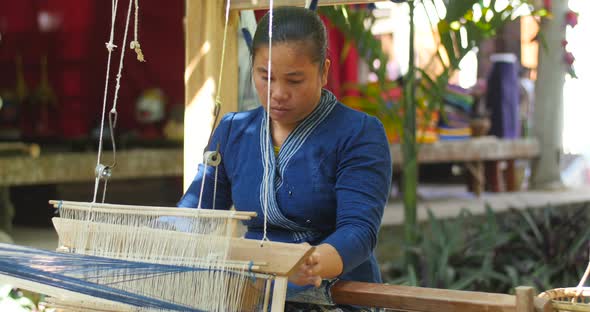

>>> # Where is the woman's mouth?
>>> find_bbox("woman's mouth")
[270,107,290,118]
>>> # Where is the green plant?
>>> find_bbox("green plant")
[382,203,590,294]
[0,284,45,311]
[491,204,590,293]
[384,207,511,290]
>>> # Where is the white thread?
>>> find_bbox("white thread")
[212,164,219,210]
[261,0,274,245]
[197,163,208,209]
[52,201,270,311]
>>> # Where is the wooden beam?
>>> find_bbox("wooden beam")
[331,281,552,312]
[184,0,239,190]
[230,0,378,10]
[0,274,137,311]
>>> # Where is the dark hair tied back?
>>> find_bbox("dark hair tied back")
[251,6,328,69]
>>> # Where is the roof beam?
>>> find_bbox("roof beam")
[230,0,378,10]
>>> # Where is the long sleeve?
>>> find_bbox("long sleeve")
[321,115,392,274]
[177,113,235,210]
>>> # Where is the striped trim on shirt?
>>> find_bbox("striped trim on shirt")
[258,90,337,242]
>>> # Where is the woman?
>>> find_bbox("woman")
[179,6,392,310]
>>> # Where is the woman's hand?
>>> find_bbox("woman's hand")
[288,243,344,287]
[289,250,322,287]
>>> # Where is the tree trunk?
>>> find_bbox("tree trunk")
[531,1,567,189]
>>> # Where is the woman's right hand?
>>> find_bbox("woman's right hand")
[288,250,322,287]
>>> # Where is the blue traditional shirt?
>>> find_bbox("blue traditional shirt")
[178,90,392,283]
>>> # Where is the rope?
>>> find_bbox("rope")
[130,0,145,62]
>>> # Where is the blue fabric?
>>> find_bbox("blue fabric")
[486,60,521,138]
[178,89,392,283]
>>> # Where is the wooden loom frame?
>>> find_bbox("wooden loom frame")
[46,200,315,311]
[184,1,553,311]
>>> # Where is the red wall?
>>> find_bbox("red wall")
[0,0,184,139]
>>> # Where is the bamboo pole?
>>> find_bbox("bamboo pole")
[402,0,419,266]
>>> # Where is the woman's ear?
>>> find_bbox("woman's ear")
[321,59,331,87]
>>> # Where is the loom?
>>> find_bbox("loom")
[0,200,314,311]
[0,0,317,310]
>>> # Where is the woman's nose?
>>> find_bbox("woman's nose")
[271,83,289,101]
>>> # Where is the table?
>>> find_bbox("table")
[0,148,183,233]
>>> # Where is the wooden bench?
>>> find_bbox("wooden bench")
[390,137,540,195]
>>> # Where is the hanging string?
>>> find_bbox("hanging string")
[92,0,136,203]
[197,162,209,209]
[130,0,145,62]
[93,0,119,203]
[261,0,275,245]
[212,165,219,210]
[111,0,134,114]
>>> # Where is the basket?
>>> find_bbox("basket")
[538,287,590,312]
[538,261,590,312]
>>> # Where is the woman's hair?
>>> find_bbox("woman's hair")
[251,6,328,70]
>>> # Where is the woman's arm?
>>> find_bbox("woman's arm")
[290,115,392,287]
[321,115,392,275]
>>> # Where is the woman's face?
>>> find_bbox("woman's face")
[253,42,330,129]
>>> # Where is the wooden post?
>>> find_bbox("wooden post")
[0,187,14,235]
[515,286,534,312]
[531,1,567,189]
[271,276,288,312]
[184,0,238,190]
